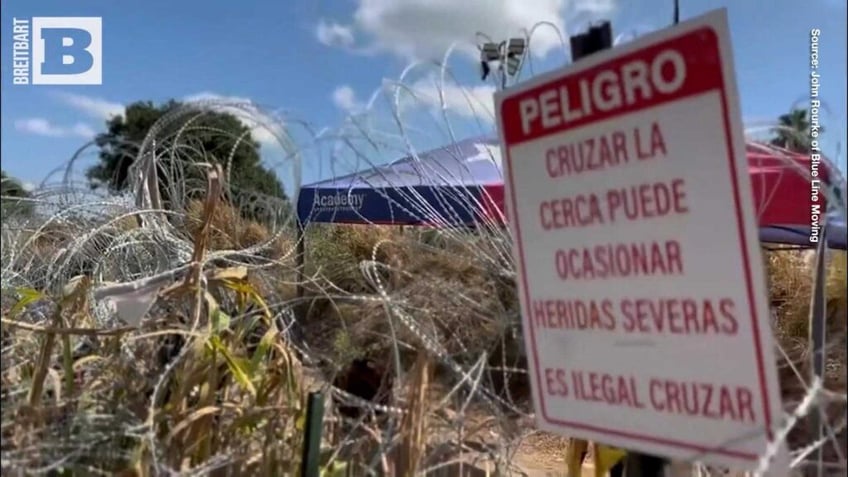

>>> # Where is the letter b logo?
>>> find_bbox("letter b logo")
[32,17,102,85]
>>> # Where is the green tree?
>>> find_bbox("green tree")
[86,100,287,204]
[770,108,819,153]
[1,170,34,216]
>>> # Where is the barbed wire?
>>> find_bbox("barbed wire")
[2,20,847,477]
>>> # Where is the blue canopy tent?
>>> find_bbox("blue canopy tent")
[297,137,504,227]
[296,136,846,249]
[760,211,846,250]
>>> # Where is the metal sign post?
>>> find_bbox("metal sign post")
[300,391,325,477]
[808,225,828,477]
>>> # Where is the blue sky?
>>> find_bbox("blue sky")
[1,0,846,193]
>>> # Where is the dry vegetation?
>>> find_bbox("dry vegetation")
[1,172,846,476]
[765,248,847,476]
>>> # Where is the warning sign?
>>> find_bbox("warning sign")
[494,9,782,468]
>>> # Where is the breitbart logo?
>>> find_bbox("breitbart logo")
[12,16,103,85]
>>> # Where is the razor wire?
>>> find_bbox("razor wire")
[1,20,846,477]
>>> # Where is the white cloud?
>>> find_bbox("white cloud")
[331,85,364,112]
[329,77,495,121]
[570,0,617,15]
[332,79,494,121]
[323,0,617,61]
[52,92,123,120]
[184,92,254,104]
[407,77,496,120]
[14,118,96,139]
[316,20,356,48]
[182,92,285,148]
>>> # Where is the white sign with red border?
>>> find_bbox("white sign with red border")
[494,9,783,468]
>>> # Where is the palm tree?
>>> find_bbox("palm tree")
[770,108,817,153]
[1,170,34,216]
[1,170,32,198]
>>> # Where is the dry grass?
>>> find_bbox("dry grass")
[1,167,310,475]
[765,249,847,476]
[767,249,847,340]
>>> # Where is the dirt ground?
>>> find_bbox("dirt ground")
[511,432,592,477]
[428,401,592,476]
[316,369,597,476]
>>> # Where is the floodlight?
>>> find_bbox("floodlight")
[507,37,526,57]
[505,54,521,76]
[480,42,502,62]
